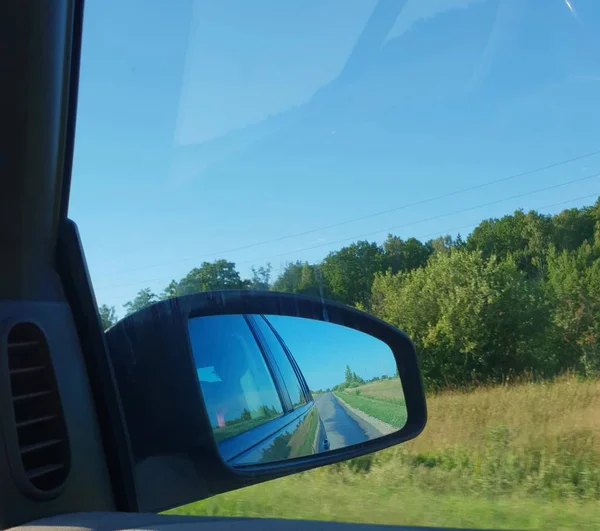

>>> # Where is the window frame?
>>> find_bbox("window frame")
[191,314,288,436]
[246,315,310,409]
[192,313,314,462]
[260,315,313,402]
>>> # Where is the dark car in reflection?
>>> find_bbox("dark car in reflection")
[191,314,330,465]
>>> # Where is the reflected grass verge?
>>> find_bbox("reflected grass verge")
[333,390,407,428]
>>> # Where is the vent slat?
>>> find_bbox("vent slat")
[26,463,65,480]
[10,365,46,375]
[8,341,39,349]
[20,439,63,455]
[13,390,53,402]
[16,415,57,428]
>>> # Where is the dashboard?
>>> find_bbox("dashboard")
[12,512,468,531]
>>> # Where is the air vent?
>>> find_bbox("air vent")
[6,323,70,493]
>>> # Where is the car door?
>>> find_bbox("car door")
[226,315,329,465]
[191,314,321,465]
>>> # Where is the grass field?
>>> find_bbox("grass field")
[351,378,405,400]
[169,376,600,529]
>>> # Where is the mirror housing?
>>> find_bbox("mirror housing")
[105,291,427,512]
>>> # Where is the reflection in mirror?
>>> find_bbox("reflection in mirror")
[188,314,407,466]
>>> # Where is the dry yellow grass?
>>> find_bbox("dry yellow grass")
[173,376,600,529]
[406,375,600,453]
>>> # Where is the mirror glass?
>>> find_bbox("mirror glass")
[188,314,407,466]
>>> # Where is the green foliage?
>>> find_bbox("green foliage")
[248,263,273,291]
[271,260,327,297]
[123,287,157,316]
[98,304,117,330]
[546,243,600,375]
[321,240,385,308]
[113,198,600,390]
[372,250,549,388]
[177,259,246,295]
[466,210,554,277]
[383,235,432,274]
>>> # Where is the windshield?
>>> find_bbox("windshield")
[72,1,600,528]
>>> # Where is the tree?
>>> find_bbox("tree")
[272,261,304,293]
[426,235,456,256]
[552,207,595,252]
[272,261,328,297]
[466,210,553,277]
[160,280,181,301]
[98,304,117,330]
[321,240,385,308]
[546,243,600,375]
[372,250,549,388]
[248,263,272,291]
[123,288,157,316]
[344,365,353,383]
[383,235,431,274]
[177,260,244,295]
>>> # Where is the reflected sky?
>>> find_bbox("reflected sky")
[266,315,396,391]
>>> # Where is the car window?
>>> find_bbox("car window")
[188,314,283,442]
[73,0,600,527]
[252,316,307,409]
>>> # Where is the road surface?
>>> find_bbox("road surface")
[314,392,383,450]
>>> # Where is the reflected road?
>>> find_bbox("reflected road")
[314,392,382,450]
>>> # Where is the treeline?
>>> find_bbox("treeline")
[327,365,397,393]
[100,198,600,390]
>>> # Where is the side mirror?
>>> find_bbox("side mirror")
[105,291,426,512]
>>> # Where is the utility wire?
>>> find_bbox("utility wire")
[95,149,600,281]
[98,190,600,304]
[94,178,600,297]
[240,172,600,264]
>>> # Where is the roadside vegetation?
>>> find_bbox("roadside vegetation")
[105,199,600,392]
[170,375,600,530]
[105,199,600,528]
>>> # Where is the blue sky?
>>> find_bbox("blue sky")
[69,0,600,316]
[266,315,397,391]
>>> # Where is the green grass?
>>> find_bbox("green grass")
[169,376,600,529]
[169,473,600,530]
[334,390,407,428]
[353,378,405,400]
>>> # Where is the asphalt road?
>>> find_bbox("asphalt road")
[314,392,383,450]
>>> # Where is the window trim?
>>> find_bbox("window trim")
[243,314,293,413]
[192,314,287,440]
[240,314,291,414]
[247,315,306,409]
[261,315,313,402]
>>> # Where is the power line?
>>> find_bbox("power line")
[94,181,600,299]
[94,149,600,281]
[239,172,600,265]
[98,191,600,304]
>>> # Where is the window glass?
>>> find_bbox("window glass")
[74,0,600,526]
[188,315,283,442]
[254,316,306,408]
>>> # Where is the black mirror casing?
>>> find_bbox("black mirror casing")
[105,291,427,512]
